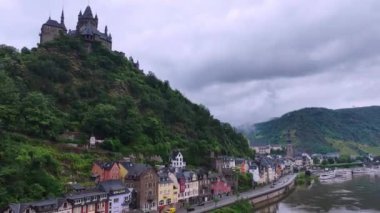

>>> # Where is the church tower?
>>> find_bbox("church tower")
[286,130,294,159]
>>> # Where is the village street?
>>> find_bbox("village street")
[177,174,297,213]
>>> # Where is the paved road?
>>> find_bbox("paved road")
[177,174,297,213]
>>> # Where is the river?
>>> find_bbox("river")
[257,174,380,213]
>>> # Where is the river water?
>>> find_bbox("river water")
[257,174,380,213]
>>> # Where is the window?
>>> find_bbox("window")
[26,210,30,213]
[73,207,81,213]
[63,202,67,208]
[109,202,112,207]
[166,199,171,204]
[88,204,94,211]
[114,198,119,203]
[159,200,164,206]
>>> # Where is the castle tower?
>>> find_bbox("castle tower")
[40,12,67,44]
[286,130,294,159]
[74,6,112,50]
[76,6,98,32]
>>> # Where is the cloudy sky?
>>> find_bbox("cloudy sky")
[1,0,380,126]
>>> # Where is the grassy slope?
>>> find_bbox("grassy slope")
[247,107,380,154]
[0,132,119,207]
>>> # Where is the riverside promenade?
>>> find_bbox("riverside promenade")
[177,174,297,213]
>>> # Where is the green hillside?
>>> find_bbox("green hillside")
[0,37,251,206]
[247,107,380,154]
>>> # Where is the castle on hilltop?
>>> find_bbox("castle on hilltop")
[40,6,112,50]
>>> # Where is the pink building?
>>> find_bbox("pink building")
[209,175,231,197]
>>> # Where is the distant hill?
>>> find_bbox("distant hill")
[0,37,251,205]
[243,107,380,155]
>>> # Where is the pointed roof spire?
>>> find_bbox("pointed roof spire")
[83,5,93,18]
[61,10,65,25]
[95,14,98,20]
[105,25,108,35]
[79,10,82,16]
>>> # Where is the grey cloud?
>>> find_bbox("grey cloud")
[1,0,380,125]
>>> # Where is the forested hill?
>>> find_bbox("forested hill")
[246,107,380,154]
[0,36,251,164]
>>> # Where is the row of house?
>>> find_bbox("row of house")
[3,151,298,213]
[3,180,133,213]
[87,151,236,212]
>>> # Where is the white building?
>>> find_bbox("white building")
[170,151,186,172]
[251,144,284,155]
[302,153,313,166]
[89,136,104,148]
[295,157,303,167]
[248,163,260,184]
[98,180,132,213]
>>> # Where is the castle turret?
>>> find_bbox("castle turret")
[95,14,99,28]
[40,13,67,44]
[104,25,108,35]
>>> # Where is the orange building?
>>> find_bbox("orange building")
[91,162,120,182]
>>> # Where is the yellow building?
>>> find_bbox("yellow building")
[158,172,178,208]
[118,161,131,181]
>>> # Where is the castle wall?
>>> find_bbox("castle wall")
[40,26,65,44]
[94,36,112,50]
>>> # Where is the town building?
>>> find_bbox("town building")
[257,157,276,184]
[177,171,199,204]
[251,145,271,155]
[66,190,108,213]
[235,158,249,173]
[122,162,158,212]
[248,163,260,186]
[302,153,313,167]
[2,198,72,213]
[294,156,303,167]
[40,6,112,50]
[98,180,131,213]
[157,170,178,211]
[91,162,120,182]
[170,151,186,172]
[209,173,231,198]
[196,169,211,203]
[212,156,235,173]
